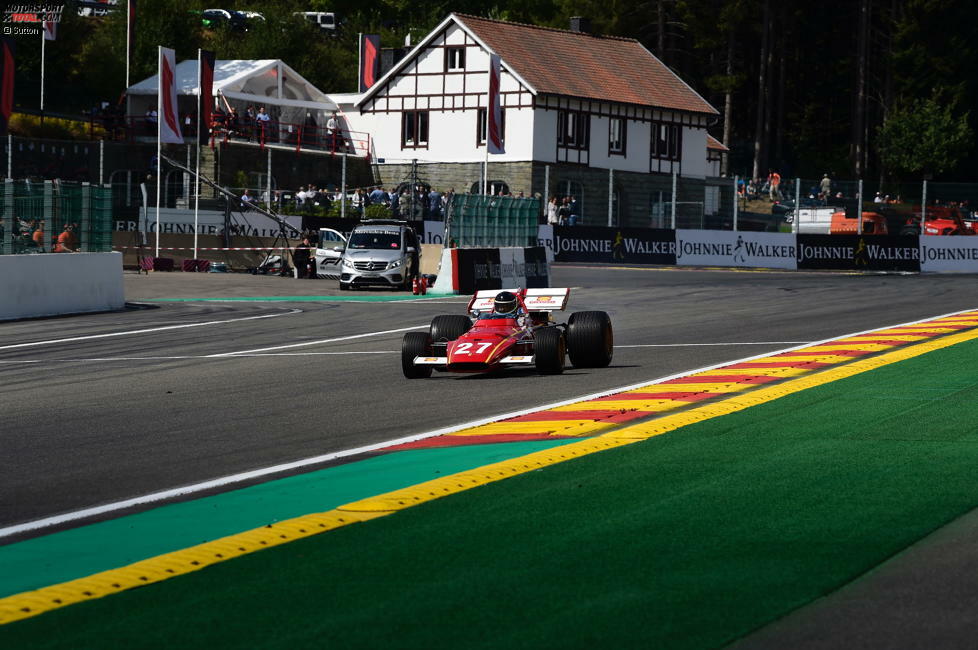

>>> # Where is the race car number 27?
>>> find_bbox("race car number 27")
[454,342,492,355]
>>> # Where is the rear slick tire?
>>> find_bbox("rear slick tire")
[566,311,614,368]
[402,332,433,378]
[534,327,566,374]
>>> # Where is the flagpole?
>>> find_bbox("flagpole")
[155,46,161,259]
[126,2,131,89]
[194,49,202,260]
[40,30,45,118]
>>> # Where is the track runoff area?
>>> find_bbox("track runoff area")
[5,286,978,645]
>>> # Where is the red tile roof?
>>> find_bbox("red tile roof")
[456,14,717,116]
[707,135,729,151]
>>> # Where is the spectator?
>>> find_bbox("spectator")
[245,105,256,140]
[351,188,365,215]
[547,196,559,226]
[557,197,571,226]
[255,106,271,141]
[32,222,45,251]
[428,188,442,219]
[568,195,580,226]
[292,236,313,279]
[369,185,387,206]
[228,109,241,138]
[145,108,158,134]
[241,189,253,209]
[819,173,832,200]
[326,112,339,150]
[54,223,79,252]
[874,192,883,204]
[389,188,400,217]
[768,169,782,201]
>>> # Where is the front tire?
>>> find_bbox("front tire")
[566,311,614,368]
[534,327,566,374]
[402,332,433,379]
[430,315,472,342]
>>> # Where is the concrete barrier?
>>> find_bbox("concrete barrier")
[0,252,125,321]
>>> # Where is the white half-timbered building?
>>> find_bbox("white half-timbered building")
[344,14,725,227]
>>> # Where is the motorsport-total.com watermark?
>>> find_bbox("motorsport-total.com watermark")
[3,3,65,36]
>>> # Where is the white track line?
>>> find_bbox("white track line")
[206,325,428,357]
[0,310,302,352]
[617,342,808,348]
[2,307,975,540]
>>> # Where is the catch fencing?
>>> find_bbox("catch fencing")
[0,179,113,255]
[445,194,540,248]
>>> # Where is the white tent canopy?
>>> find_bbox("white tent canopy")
[127,59,337,135]
[128,59,337,110]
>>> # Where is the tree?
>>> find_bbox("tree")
[877,96,971,178]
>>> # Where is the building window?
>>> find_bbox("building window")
[609,117,626,155]
[651,122,681,161]
[402,111,429,149]
[444,46,466,71]
[476,108,506,147]
[557,110,589,150]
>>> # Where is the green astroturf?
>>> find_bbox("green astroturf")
[5,339,978,649]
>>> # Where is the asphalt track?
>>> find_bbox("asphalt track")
[4,264,978,646]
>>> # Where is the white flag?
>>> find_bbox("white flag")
[487,53,504,155]
[158,46,184,144]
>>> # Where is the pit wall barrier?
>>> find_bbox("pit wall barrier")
[430,247,549,295]
[0,252,124,321]
[544,225,978,273]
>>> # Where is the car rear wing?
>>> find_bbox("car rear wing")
[468,288,571,314]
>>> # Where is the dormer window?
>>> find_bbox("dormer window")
[444,46,466,71]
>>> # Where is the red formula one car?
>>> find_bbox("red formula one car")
[401,288,613,378]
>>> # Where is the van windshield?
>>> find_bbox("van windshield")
[348,231,400,250]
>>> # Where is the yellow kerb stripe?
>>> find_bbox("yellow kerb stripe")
[3,314,978,626]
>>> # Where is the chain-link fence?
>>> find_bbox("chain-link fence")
[446,194,540,248]
[0,180,113,255]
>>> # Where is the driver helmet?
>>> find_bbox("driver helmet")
[492,291,519,315]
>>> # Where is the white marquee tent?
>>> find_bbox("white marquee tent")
[126,59,337,136]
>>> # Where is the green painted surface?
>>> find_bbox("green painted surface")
[0,438,576,599]
[5,339,978,648]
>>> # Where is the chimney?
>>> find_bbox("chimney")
[569,17,591,33]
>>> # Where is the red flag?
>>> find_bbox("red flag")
[197,50,215,145]
[487,53,504,154]
[359,34,380,93]
[0,39,14,137]
[128,0,137,62]
[158,46,183,144]
[43,20,57,41]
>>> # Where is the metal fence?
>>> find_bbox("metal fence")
[446,194,540,248]
[0,180,113,254]
[735,176,978,234]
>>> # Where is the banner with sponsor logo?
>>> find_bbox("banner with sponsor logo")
[796,235,920,271]
[450,247,549,294]
[554,226,676,265]
[676,230,797,269]
[919,236,978,273]
[115,208,303,239]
